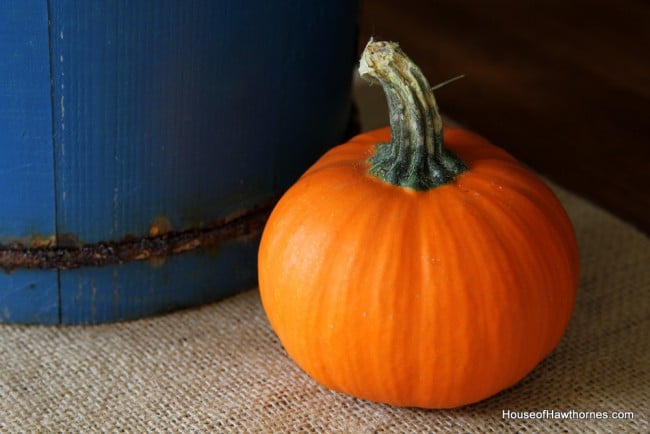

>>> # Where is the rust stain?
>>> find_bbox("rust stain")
[0,201,273,272]
[29,234,57,248]
[148,256,167,268]
[149,216,173,237]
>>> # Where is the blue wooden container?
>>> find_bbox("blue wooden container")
[0,1,358,324]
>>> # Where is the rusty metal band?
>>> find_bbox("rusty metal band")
[0,203,273,272]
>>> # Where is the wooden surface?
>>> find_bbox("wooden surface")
[359,0,649,233]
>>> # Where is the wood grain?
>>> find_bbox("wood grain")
[359,0,649,233]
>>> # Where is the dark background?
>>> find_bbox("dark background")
[358,0,649,233]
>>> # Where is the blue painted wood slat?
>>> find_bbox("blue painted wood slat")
[0,1,59,324]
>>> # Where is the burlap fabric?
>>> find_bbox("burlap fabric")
[0,182,648,433]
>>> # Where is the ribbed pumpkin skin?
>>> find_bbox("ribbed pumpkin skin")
[258,126,579,408]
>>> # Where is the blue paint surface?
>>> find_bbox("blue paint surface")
[48,0,357,243]
[0,1,59,323]
[0,271,59,324]
[1,0,358,324]
[0,1,56,242]
[60,236,259,324]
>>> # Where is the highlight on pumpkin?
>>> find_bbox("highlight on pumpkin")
[257,39,580,409]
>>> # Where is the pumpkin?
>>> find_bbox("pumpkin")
[258,40,579,408]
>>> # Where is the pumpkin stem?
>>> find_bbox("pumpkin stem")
[359,40,467,190]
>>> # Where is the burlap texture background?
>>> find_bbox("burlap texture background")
[0,182,648,433]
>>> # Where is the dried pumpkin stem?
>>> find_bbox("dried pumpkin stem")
[359,40,467,190]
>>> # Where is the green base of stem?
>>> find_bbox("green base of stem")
[369,141,467,190]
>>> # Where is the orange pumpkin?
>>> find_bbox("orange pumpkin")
[258,40,579,408]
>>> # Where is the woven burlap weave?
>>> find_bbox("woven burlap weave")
[0,183,648,433]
